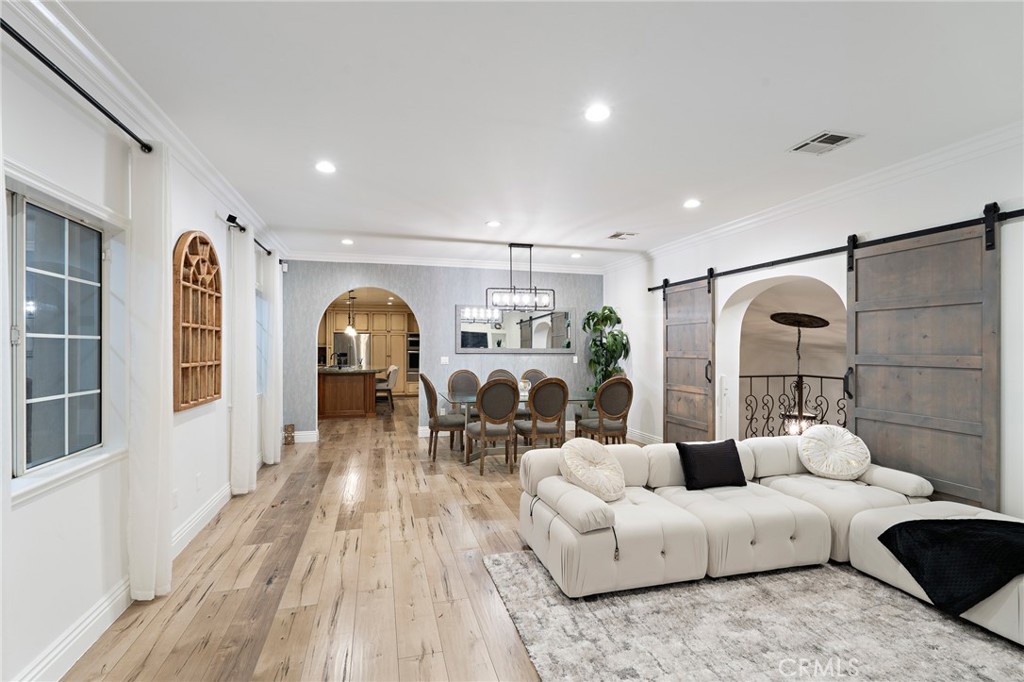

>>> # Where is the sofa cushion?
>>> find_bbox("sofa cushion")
[760,473,911,561]
[536,476,615,533]
[559,438,625,502]
[647,441,755,488]
[858,464,934,498]
[744,435,808,478]
[798,425,871,480]
[655,482,831,577]
[676,440,746,490]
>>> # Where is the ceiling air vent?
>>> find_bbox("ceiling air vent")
[790,131,863,155]
[607,231,638,240]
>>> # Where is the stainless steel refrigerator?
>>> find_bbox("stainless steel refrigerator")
[332,332,371,368]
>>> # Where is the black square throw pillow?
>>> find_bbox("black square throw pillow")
[676,440,747,490]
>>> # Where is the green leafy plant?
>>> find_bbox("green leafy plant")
[582,306,631,394]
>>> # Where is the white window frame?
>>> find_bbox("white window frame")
[10,192,104,476]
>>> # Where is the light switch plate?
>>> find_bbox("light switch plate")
[573,355,578,364]
[441,356,449,365]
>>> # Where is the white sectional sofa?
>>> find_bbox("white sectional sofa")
[519,438,1023,646]
[519,441,832,596]
[743,436,933,560]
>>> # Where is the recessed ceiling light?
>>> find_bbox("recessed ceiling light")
[315,160,336,174]
[683,198,702,209]
[485,220,501,228]
[570,253,582,259]
[341,238,354,245]
[387,296,394,301]
[584,102,611,123]
[387,301,393,305]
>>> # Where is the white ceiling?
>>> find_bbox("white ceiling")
[742,280,847,353]
[66,1,1023,270]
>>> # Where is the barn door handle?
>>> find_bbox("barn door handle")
[705,361,712,384]
[843,367,854,399]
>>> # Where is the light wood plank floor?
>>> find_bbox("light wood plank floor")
[64,398,539,682]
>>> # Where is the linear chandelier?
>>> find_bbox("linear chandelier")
[486,243,556,311]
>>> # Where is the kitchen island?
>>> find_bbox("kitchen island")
[317,367,385,418]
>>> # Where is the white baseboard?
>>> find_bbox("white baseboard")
[628,427,661,445]
[14,576,132,682]
[293,430,319,443]
[172,483,231,557]
[418,426,430,438]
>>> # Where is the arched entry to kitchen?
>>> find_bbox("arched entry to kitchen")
[316,287,421,419]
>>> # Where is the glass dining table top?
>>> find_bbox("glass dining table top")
[441,391,593,405]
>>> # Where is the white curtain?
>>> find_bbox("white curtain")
[262,261,284,465]
[127,143,173,600]
[229,226,259,494]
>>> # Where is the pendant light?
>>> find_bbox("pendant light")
[485,243,556,312]
[344,290,357,336]
[770,312,829,435]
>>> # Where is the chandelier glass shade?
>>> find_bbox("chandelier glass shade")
[486,243,556,312]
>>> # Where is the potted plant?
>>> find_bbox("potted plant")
[582,306,631,394]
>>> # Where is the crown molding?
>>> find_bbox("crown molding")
[604,122,1023,274]
[5,1,274,242]
[284,251,606,276]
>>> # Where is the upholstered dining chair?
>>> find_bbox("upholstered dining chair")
[465,378,519,474]
[376,365,399,412]
[487,368,517,381]
[514,377,568,456]
[521,368,547,385]
[576,375,633,444]
[420,374,465,462]
[447,369,480,449]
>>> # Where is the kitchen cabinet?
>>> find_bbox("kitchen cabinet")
[354,312,370,331]
[371,330,408,395]
[408,315,419,333]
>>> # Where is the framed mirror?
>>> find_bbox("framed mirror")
[455,306,574,354]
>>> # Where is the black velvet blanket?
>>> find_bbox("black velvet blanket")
[878,519,1024,615]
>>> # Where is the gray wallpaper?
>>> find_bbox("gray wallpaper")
[282,261,603,432]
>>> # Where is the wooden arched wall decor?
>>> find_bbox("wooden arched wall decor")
[173,231,223,411]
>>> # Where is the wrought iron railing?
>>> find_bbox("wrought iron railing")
[740,374,848,438]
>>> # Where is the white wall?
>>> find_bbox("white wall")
[167,159,232,552]
[0,6,272,679]
[2,28,133,680]
[604,127,1024,515]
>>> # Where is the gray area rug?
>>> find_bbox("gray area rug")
[484,551,1023,681]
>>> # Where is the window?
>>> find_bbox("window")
[12,196,103,474]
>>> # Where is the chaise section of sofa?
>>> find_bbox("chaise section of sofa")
[743,436,933,561]
[519,444,708,598]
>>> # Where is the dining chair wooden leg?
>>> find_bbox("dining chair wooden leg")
[449,432,454,450]
[465,437,472,466]
[507,439,513,473]
[479,442,486,475]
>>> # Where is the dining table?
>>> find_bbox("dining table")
[440,390,594,462]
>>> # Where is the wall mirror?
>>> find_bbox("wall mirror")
[455,306,573,354]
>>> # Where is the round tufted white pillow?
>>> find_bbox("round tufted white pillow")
[798,425,871,480]
[558,438,626,502]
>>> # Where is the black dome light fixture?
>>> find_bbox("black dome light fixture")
[770,312,830,435]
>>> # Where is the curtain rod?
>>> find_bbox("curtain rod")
[1,18,152,154]
[648,204,1024,294]
[254,238,272,256]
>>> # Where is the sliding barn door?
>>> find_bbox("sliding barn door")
[848,225,999,508]
[664,280,715,442]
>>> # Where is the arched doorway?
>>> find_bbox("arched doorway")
[737,279,847,437]
[316,287,421,424]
